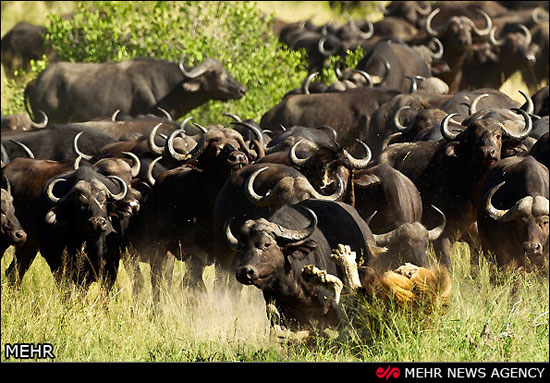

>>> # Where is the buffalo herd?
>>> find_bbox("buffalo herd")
[1,1,548,337]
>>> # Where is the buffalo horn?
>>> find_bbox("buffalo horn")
[146,156,162,186]
[394,105,412,132]
[440,112,461,141]
[504,108,532,139]
[10,140,35,159]
[111,109,121,121]
[426,8,441,37]
[343,140,372,169]
[46,178,66,204]
[302,71,319,94]
[122,151,141,178]
[73,132,93,161]
[106,175,128,201]
[427,204,446,241]
[230,121,265,148]
[30,110,48,129]
[289,139,310,166]
[224,218,240,251]
[273,206,318,243]
[157,107,172,121]
[147,123,165,155]
[223,113,242,123]
[519,90,534,115]
[178,59,210,79]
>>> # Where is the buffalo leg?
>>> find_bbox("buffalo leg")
[150,251,175,303]
[121,249,144,295]
[6,243,38,286]
[433,236,452,269]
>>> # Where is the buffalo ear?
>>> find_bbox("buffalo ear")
[284,239,317,260]
[183,79,201,92]
[353,171,381,188]
[45,208,58,225]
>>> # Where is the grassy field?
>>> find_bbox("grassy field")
[1,1,548,363]
[1,243,548,362]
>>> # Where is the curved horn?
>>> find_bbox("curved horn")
[504,108,532,139]
[10,140,35,159]
[470,93,489,114]
[245,167,274,205]
[381,132,403,151]
[318,36,338,56]
[289,139,310,166]
[180,116,193,130]
[30,109,48,129]
[519,90,534,115]
[111,109,121,121]
[302,71,319,94]
[440,112,461,141]
[334,63,344,80]
[343,139,372,169]
[372,227,399,247]
[106,175,128,201]
[345,13,373,40]
[165,129,190,161]
[351,69,374,87]
[489,26,505,46]
[426,8,441,37]
[73,132,93,161]
[224,218,240,251]
[407,76,417,93]
[414,1,432,16]
[230,121,265,148]
[178,58,210,79]
[319,125,338,141]
[465,10,492,36]
[46,178,66,204]
[394,106,412,132]
[122,151,141,178]
[147,123,165,155]
[192,122,208,134]
[157,107,172,121]
[427,204,446,241]
[517,24,532,47]
[484,181,514,222]
[273,206,318,243]
[429,37,444,59]
[223,112,242,123]
[310,173,345,201]
[373,58,391,85]
[366,210,377,225]
[146,156,162,186]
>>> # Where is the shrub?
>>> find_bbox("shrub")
[42,1,310,124]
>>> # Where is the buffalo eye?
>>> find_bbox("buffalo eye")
[97,192,107,204]
[495,134,501,140]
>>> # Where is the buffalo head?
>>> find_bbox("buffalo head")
[226,206,318,289]
[179,58,247,101]
[1,176,27,249]
[485,181,549,266]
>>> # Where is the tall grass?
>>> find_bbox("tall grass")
[1,243,548,362]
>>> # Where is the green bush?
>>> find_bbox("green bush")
[42,1,310,124]
[2,1,368,122]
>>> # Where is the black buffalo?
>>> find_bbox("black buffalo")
[25,57,246,123]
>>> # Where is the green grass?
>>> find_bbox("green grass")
[1,243,548,362]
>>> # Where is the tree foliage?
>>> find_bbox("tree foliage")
[44,1,310,123]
